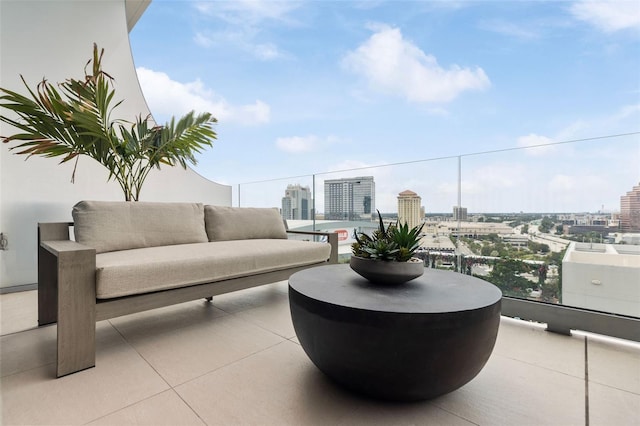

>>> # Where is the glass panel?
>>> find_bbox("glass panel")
[236,134,639,319]
[460,135,640,317]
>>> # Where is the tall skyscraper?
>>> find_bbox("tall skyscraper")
[397,190,422,230]
[453,206,468,221]
[620,183,640,232]
[281,184,311,220]
[324,176,375,220]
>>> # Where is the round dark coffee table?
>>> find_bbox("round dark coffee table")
[289,264,502,401]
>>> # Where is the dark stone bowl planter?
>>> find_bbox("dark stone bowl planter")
[349,256,424,285]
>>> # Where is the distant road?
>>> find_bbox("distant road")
[457,240,475,255]
[528,225,570,252]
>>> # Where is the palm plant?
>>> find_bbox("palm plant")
[0,44,217,201]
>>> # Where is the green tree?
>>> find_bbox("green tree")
[547,248,567,302]
[539,216,555,233]
[485,233,500,243]
[483,258,532,297]
[542,277,560,302]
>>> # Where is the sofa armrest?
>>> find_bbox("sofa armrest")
[40,239,94,256]
[286,230,338,264]
[38,237,97,322]
[39,236,97,377]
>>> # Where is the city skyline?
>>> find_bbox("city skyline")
[129,1,640,212]
[277,178,633,217]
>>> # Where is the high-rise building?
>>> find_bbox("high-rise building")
[620,183,640,232]
[397,190,422,230]
[324,176,375,220]
[281,184,311,220]
[453,206,468,221]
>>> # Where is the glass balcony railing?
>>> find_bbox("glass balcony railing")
[235,134,640,341]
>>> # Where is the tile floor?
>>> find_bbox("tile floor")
[1,282,639,425]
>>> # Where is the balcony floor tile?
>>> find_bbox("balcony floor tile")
[0,289,37,336]
[493,317,585,379]
[587,336,640,394]
[432,353,585,425]
[588,382,640,426]
[1,281,638,425]
[110,306,286,387]
[1,322,169,425]
[176,339,474,426]
[87,389,206,426]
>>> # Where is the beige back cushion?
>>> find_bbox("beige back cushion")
[73,201,208,253]
[205,205,287,241]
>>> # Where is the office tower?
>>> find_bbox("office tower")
[453,206,468,221]
[281,184,311,220]
[397,190,422,230]
[324,176,375,220]
[620,183,640,232]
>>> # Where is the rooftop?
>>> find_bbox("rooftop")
[566,242,640,266]
[2,281,639,425]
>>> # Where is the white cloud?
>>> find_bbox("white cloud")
[253,43,282,60]
[136,67,270,125]
[547,173,609,210]
[326,160,390,176]
[517,133,556,156]
[570,0,640,32]
[610,103,640,121]
[276,135,318,153]
[466,163,527,193]
[549,174,577,191]
[276,134,341,153]
[193,31,286,61]
[515,102,640,156]
[479,20,541,40]
[195,0,301,26]
[554,121,589,142]
[342,24,491,103]
[193,1,299,60]
[193,32,214,48]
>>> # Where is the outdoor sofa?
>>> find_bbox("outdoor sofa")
[38,201,338,377]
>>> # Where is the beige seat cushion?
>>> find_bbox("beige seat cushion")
[205,205,287,241]
[73,201,208,253]
[95,239,330,299]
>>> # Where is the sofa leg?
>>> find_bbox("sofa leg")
[205,297,213,302]
[56,249,96,377]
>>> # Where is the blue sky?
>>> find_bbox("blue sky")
[129,0,640,213]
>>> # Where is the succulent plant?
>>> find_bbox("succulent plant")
[352,210,424,262]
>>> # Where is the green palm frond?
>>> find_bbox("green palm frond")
[0,43,217,201]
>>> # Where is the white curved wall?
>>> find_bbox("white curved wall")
[0,0,231,288]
